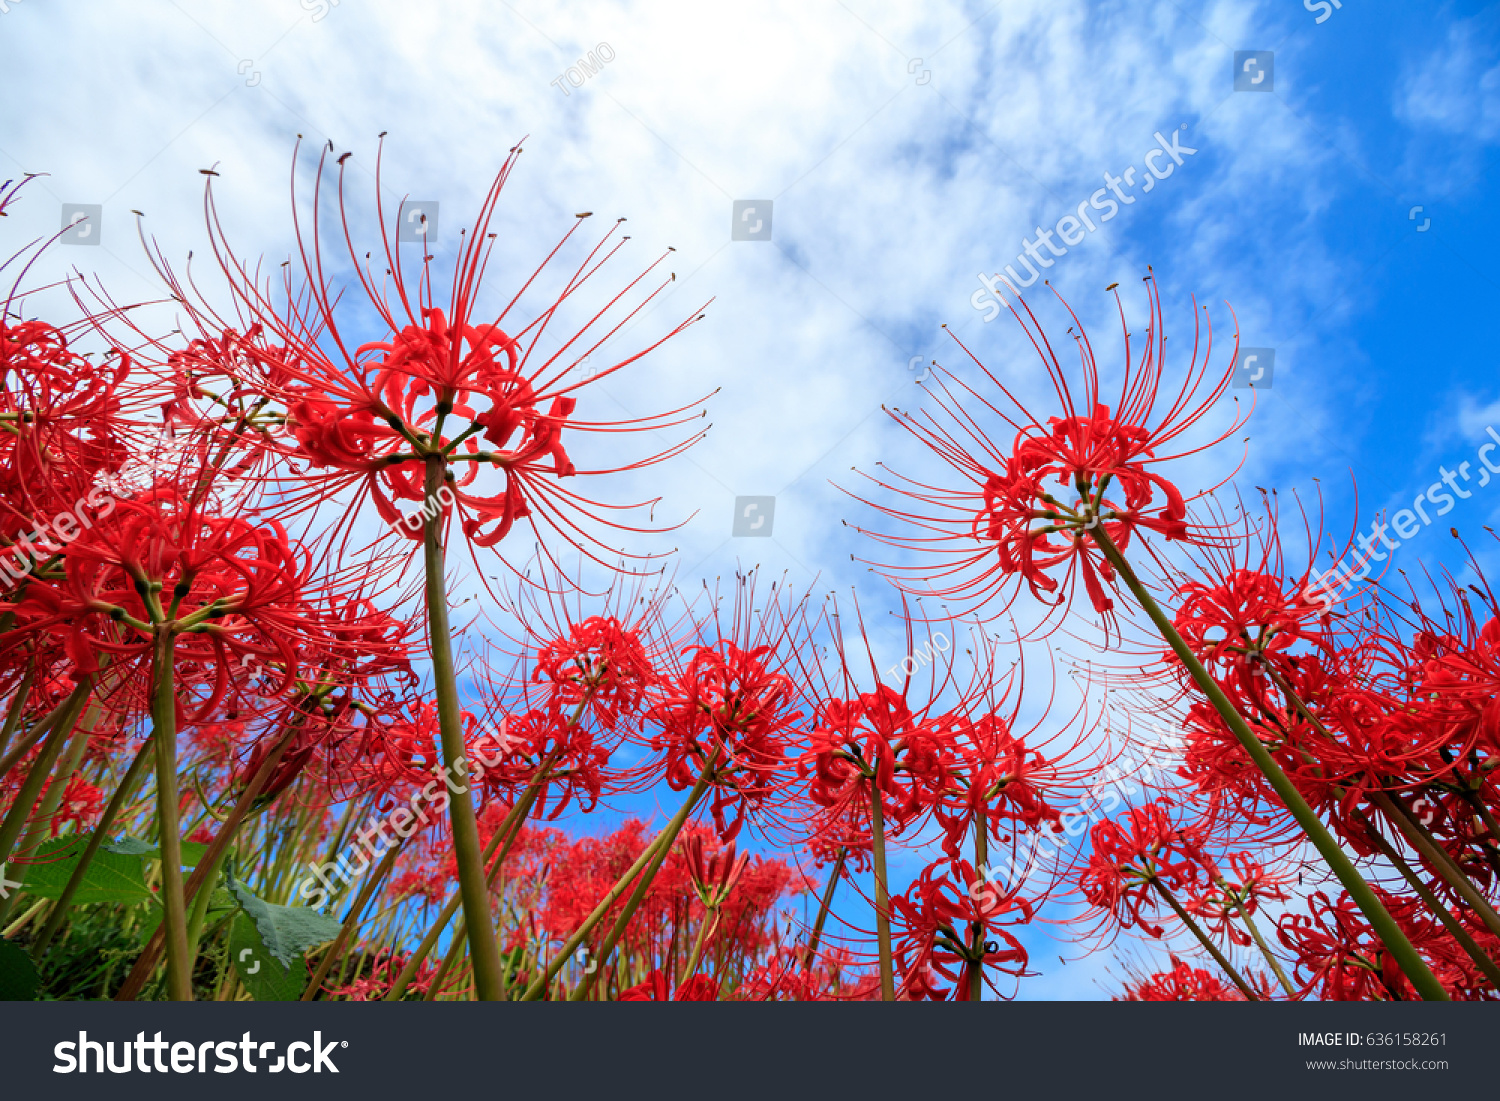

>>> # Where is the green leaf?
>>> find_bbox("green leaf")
[103,837,209,866]
[102,837,155,856]
[0,939,39,1001]
[17,837,154,905]
[227,877,342,969]
[228,912,307,1001]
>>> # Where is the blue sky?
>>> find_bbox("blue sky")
[2,0,1498,998]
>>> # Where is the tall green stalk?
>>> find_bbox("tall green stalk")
[0,664,35,758]
[969,810,988,1003]
[0,679,92,868]
[421,457,504,1001]
[1222,884,1296,998]
[387,748,562,1000]
[1090,528,1449,1001]
[870,789,896,1001]
[0,717,93,925]
[524,769,709,1001]
[1358,815,1500,991]
[805,847,846,970]
[1370,790,1500,940]
[115,717,300,1000]
[302,839,404,1000]
[1151,879,1258,999]
[151,629,193,1001]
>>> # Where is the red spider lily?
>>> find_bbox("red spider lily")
[1116,954,1250,1001]
[790,595,975,839]
[3,772,103,840]
[927,638,1100,881]
[804,806,874,875]
[14,134,1500,1009]
[1173,568,1328,700]
[1080,802,1209,939]
[130,138,712,577]
[1159,494,1338,697]
[933,714,1066,860]
[647,639,801,841]
[474,705,609,818]
[735,943,877,1001]
[618,970,719,1001]
[0,484,315,699]
[848,275,1245,628]
[329,949,438,1001]
[684,833,751,906]
[1277,886,1490,1001]
[535,819,798,988]
[534,615,655,730]
[479,554,683,811]
[0,324,133,520]
[637,574,810,842]
[1182,852,1291,947]
[888,858,1032,1000]
[803,684,954,832]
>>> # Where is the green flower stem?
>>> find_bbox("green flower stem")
[0,687,81,785]
[151,629,193,1002]
[422,456,504,1002]
[0,679,92,870]
[0,664,35,758]
[970,809,988,1003]
[1090,528,1449,1002]
[422,766,559,1002]
[1266,664,1500,946]
[805,847,846,970]
[2,898,48,938]
[301,839,405,1000]
[1368,790,1500,940]
[185,842,233,964]
[677,908,719,988]
[1358,813,1500,991]
[0,717,93,925]
[389,747,562,1001]
[1226,889,1296,998]
[870,787,896,1002]
[1151,879,1259,999]
[115,718,300,1000]
[525,753,715,1002]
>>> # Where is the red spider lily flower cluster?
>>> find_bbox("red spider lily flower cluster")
[851,274,1245,629]
[7,142,1500,1008]
[857,277,1500,1002]
[1116,955,1250,1001]
[115,137,712,576]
